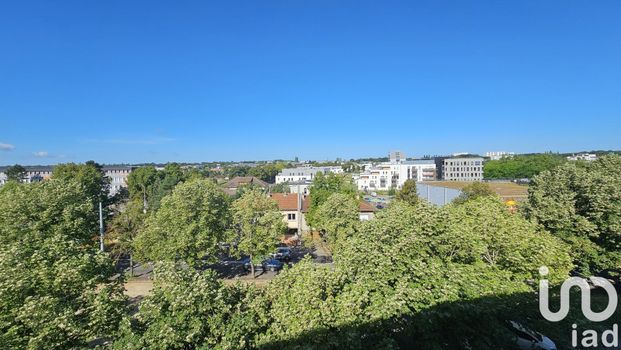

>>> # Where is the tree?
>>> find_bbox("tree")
[395,179,418,205]
[112,263,262,350]
[484,153,566,179]
[453,181,495,204]
[5,164,26,182]
[108,199,146,277]
[127,166,158,212]
[53,161,110,205]
[149,163,186,211]
[0,179,126,348]
[313,193,360,253]
[524,154,621,274]
[269,182,290,194]
[232,189,286,277]
[134,179,231,267]
[306,172,357,227]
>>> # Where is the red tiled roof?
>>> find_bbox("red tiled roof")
[300,195,377,213]
[269,193,301,211]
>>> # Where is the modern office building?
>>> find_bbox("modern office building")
[442,157,484,181]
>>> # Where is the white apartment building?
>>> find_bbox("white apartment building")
[442,157,484,181]
[356,160,436,191]
[275,166,343,184]
[485,151,515,160]
[105,166,133,195]
[567,153,598,162]
[0,165,133,195]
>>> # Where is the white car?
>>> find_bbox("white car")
[509,321,556,350]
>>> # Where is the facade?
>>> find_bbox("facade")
[286,181,311,196]
[485,151,515,160]
[355,159,436,191]
[567,153,598,161]
[389,151,406,163]
[275,166,343,184]
[442,157,484,181]
[0,165,133,195]
[105,166,133,195]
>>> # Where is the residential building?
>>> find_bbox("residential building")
[442,157,484,181]
[269,193,305,236]
[223,176,268,196]
[0,165,133,195]
[105,166,133,195]
[485,151,515,160]
[269,193,377,235]
[567,153,598,162]
[355,157,436,192]
[286,180,311,196]
[275,166,343,184]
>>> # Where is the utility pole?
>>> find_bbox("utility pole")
[99,201,104,252]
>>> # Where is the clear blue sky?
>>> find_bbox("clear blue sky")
[1,1,620,165]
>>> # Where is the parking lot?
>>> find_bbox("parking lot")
[123,244,331,297]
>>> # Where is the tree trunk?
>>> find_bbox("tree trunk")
[250,254,255,278]
[129,253,134,277]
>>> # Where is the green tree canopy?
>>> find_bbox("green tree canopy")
[524,154,621,274]
[395,179,418,205]
[5,164,27,182]
[0,179,126,349]
[484,153,566,179]
[313,193,360,253]
[232,189,286,276]
[453,181,496,204]
[134,178,231,267]
[53,161,110,204]
[306,172,357,227]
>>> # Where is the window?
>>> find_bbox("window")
[287,213,296,221]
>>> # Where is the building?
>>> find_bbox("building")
[485,151,515,160]
[269,193,377,235]
[269,193,305,236]
[275,166,343,184]
[389,151,406,164]
[442,157,484,181]
[567,153,598,162]
[0,165,133,195]
[223,176,269,196]
[286,180,312,196]
[105,166,133,195]
[355,155,436,192]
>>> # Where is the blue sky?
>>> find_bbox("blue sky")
[1,1,620,165]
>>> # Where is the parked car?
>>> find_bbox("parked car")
[508,321,556,350]
[242,257,284,272]
[272,247,291,261]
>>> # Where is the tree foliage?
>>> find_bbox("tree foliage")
[395,179,418,205]
[5,164,27,182]
[306,172,357,227]
[53,161,111,205]
[0,179,126,349]
[453,181,495,204]
[134,179,231,267]
[484,153,566,179]
[524,154,621,274]
[313,193,360,253]
[113,263,262,350]
[231,189,286,276]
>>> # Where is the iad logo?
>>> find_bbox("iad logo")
[539,266,619,348]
